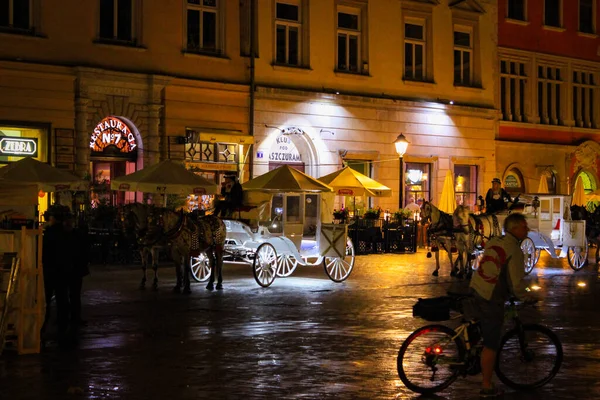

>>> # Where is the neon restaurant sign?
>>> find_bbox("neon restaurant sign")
[90,116,138,153]
[0,137,38,157]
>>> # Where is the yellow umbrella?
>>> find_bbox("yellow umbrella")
[111,159,218,195]
[438,170,456,214]
[587,189,600,202]
[571,176,586,206]
[537,175,549,194]
[318,166,392,197]
[243,165,333,193]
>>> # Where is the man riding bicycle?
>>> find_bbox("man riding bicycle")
[467,213,538,398]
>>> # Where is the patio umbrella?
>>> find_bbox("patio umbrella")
[111,159,217,195]
[587,189,600,202]
[571,176,586,206]
[0,182,38,206]
[0,157,88,192]
[243,165,333,193]
[318,166,392,197]
[537,175,549,194]
[438,170,456,214]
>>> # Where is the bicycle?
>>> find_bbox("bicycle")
[397,296,563,395]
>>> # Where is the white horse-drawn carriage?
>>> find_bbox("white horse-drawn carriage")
[190,190,355,287]
[517,195,587,274]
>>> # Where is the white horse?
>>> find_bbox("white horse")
[452,205,505,277]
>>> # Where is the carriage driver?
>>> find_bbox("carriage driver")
[466,213,538,398]
[485,178,513,214]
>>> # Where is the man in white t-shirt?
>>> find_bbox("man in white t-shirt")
[405,197,421,213]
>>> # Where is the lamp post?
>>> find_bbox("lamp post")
[394,133,409,208]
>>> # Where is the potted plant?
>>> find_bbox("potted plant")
[393,208,413,225]
[333,207,349,223]
[363,207,382,219]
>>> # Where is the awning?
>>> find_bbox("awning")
[198,132,254,145]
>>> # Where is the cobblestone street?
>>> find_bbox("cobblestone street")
[1,249,599,399]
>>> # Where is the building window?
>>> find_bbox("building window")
[573,70,597,129]
[344,160,371,215]
[405,163,430,206]
[507,0,526,21]
[275,1,302,66]
[454,165,478,210]
[500,60,528,122]
[404,21,426,81]
[99,0,134,43]
[544,0,561,28]
[454,28,472,86]
[0,0,32,32]
[537,65,563,125]
[186,0,219,53]
[336,6,361,73]
[580,0,595,34]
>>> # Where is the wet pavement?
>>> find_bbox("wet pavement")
[1,249,599,399]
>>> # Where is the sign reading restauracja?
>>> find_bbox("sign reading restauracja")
[90,116,137,153]
[0,137,38,157]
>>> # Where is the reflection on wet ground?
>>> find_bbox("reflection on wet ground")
[0,250,599,399]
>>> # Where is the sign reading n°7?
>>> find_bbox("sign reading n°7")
[0,137,38,157]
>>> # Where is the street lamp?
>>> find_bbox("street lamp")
[394,133,409,208]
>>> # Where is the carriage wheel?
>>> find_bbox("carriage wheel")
[190,252,211,282]
[521,237,539,275]
[323,237,355,282]
[568,238,589,271]
[253,243,278,287]
[276,253,298,277]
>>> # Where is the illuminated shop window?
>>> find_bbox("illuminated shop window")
[0,126,47,163]
[186,0,220,53]
[404,162,430,207]
[344,160,371,216]
[454,165,478,209]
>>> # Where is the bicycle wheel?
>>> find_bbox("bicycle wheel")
[397,324,466,395]
[496,324,563,390]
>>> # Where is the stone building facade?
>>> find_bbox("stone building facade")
[1,0,499,213]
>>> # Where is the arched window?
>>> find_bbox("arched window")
[576,171,595,193]
[504,168,524,195]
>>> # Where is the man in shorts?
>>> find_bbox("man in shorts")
[468,213,537,397]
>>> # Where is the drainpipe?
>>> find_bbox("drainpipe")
[248,0,256,179]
